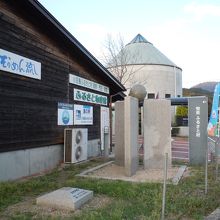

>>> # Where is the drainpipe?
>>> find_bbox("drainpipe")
[109,92,122,153]
[109,95,113,153]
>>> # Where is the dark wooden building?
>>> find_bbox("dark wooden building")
[0,0,125,181]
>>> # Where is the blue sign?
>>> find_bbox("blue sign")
[62,110,70,125]
[74,104,93,125]
[58,103,73,126]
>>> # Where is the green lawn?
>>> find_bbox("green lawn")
[0,158,219,220]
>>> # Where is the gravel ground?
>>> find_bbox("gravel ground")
[87,163,179,183]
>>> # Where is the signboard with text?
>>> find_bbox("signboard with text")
[0,49,41,80]
[69,74,109,94]
[189,97,208,165]
[74,105,93,125]
[58,103,73,126]
[74,88,108,106]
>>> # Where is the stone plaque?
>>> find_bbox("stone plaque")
[188,97,208,165]
[36,187,93,211]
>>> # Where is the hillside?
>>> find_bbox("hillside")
[191,81,217,93]
[183,87,213,116]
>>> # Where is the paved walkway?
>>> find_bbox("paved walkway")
[205,208,220,219]
[171,137,189,161]
[112,135,190,162]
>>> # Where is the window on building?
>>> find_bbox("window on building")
[148,93,155,99]
[165,94,171,98]
[177,95,181,97]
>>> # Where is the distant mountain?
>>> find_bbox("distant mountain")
[191,81,218,93]
[183,87,213,116]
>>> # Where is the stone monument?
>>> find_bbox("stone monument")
[143,99,171,169]
[129,84,147,101]
[36,187,93,211]
[115,84,147,176]
[124,96,139,176]
[115,101,125,166]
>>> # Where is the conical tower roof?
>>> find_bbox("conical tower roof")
[123,34,180,68]
[128,34,150,44]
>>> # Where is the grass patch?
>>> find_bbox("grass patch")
[0,159,220,219]
[0,158,103,211]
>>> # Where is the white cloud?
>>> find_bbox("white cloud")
[184,2,220,21]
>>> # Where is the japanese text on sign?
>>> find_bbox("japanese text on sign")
[196,106,200,137]
[57,103,73,126]
[74,89,107,106]
[74,104,93,125]
[0,49,41,80]
[69,74,109,94]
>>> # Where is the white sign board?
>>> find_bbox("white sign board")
[0,49,41,80]
[74,105,93,125]
[69,74,109,94]
[58,103,73,126]
[74,88,108,106]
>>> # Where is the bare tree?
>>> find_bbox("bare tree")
[101,34,146,89]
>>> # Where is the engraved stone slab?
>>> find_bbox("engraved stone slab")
[124,96,139,176]
[115,101,125,166]
[36,187,93,211]
[143,99,171,169]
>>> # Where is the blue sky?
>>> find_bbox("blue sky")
[39,0,220,88]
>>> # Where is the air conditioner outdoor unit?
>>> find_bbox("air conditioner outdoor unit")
[64,128,88,163]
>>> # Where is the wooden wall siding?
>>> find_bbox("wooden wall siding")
[0,4,110,152]
[0,1,111,89]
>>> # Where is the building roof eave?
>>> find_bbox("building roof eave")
[25,0,126,94]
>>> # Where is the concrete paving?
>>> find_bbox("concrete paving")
[205,208,220,220]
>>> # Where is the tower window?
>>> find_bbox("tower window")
[148,93,155,99]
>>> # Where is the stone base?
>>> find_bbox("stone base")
[36,187,93,211]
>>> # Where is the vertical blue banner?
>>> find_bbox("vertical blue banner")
[208,83,220,136]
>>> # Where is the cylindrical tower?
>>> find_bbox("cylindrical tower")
[116,34,182,99]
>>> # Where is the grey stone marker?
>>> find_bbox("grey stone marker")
[115,101,125,166]
[143,99,171,169]
[124,96,139,176]
[36,187,93,211]
[188,96,208,165]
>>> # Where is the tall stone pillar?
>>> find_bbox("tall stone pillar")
[188,96,208,165]
[143,99,171,169]
[124,96,139,176]
[115,101,125,166]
